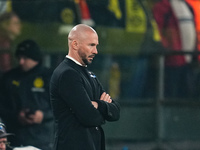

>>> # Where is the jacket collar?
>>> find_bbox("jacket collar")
[66,55,87,67]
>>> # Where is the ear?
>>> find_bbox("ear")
[71,40,78,50]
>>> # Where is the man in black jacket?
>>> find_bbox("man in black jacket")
[0,40,54,150]
[50,24,120,150]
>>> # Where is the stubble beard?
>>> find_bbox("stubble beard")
[80,53,92,65]
[78,50,94,65]
[82,58,91,65]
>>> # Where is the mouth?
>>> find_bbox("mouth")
[89,55,95,60]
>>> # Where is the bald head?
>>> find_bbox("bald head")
[68,24,97,44]
[67,24,99,65]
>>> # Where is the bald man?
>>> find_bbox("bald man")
[50,24,120,150]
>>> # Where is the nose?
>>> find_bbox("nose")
[93,47,98,54]
[19,58,25,65]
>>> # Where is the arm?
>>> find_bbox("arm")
[91,75,120,122]
[94,92,120,122]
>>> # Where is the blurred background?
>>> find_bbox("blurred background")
[1,0,200,149]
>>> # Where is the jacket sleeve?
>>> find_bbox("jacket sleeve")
[95,99,120,121]
[93,75,120,122]
[58,69,105,127]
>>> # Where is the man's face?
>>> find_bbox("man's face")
[18,56,39,72]
[78,32,99,65]
[0,138,7,150]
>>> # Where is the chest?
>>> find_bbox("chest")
[8,75,46,93]
[81,70,101,100]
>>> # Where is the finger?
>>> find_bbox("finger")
[105,94,112,103]
[104,94,111,101]
[108,99,112,103]
[91,101,98,109]
[107,98,112,103]
[100,92,106,100]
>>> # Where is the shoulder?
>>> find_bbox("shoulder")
[2,67,21,78]
[53,59,81,76]
[41,66,53,75]
[57,65,80,81]
[33,65,52,77]
[0,67,21,86]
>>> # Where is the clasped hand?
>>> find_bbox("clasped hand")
[18,109,44,125]
[92,92,112,109]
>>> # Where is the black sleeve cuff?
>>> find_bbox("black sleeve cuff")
[94,100,108,116]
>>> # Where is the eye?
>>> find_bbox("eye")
[90,44,95,46]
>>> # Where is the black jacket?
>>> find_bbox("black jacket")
[50,58,120,150]
[0,64,54,150]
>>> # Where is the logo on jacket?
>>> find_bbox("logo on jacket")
[12,80,20,87]
[33,77,44,88]
[32,77,45,92]
[88,72,96,78]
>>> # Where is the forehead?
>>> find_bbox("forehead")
[83,32,98,43]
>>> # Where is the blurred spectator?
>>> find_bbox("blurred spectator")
[152,0,194,98]
[0,40,54,150]
[0,12,21,77]
[109,62,121,100]
[0,122,13,150]
[0,122,40,150]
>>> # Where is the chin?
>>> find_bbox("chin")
[83,59,91,65]
[87,61,92,65]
